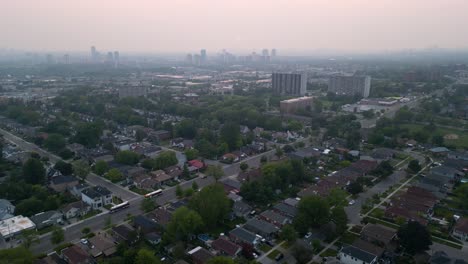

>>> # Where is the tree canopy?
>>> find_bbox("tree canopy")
[294,196,330,234]
[164,206,203,243]
[397,221,432,254]
[190,184,231,229]
[23,158,45,184]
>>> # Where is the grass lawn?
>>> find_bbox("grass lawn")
[339,231,359,245]
[432,236,463,250]
[37,225,55,235]
[80,210,100,220]
[320,248,338,258]
[258,243,272,252]
[129,186,149,195]
[267,249,281,259]
[400,124,468,148]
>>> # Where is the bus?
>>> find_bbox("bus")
[109,201,130,213]
[144,189,163,198]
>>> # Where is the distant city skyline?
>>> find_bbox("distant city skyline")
[1,0,468,53]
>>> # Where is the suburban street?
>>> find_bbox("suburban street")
[0,125,281,254]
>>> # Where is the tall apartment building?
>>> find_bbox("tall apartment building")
[118,86,148,98]
[280,96,314,114]
[328,75,371,98]
[272,72,307,96]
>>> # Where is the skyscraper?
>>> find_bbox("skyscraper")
[113,51,120,66]
[328,75,371,98]
[272,72,307,96]
[106,52,114,64]
[63,54,70,64]
[200,49,207,64]
[262,49,269,57]
[271,49,277,57]
[90,46,97,61]
[186,53,193,64]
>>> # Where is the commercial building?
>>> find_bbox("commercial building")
[328,75,371,98]
[0,215,36,239]
[272,72,307,96]
[118,86,148,98]
[280,96,314,114]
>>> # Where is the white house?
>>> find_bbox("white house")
[81,186,112,210]
[338,245,378,264]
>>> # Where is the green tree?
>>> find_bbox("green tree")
[164,206,204,243]
[207,256,235,264]
[115,150,140,165]
[239,162,249,172]
[182,164,190,178]
[51,227,65,244]
[20,229,39,249]
[275,147,284,159]
[72,159,90,181]
[220,122,241,151]
[327,188,348,207]
[93,160,109,176]
[312,239,322,253]
[154,151,178,169]
[192,181,199,191]
[348,181,363,195]
[44,133,67,152]
[141,198,156,213]
[454,183,468,209]
[176,185,183,198]
[176,119,197,139]
[105,168,124,183]
[190,184,231,229]
[408,160,421,173]
[398,221,432,254]
[184,188,195,197]
[184,149,199,161]
[73,122,103,147]
[135,248,160,264]
[54,160,73,176]
[0,246,34,264]
[206,165,224,182]
[372,160,394,178]
[279,224,298,244]
[291,242,313,264]
[23,158,45,184]
[135,129,147,142]
[81,227,91,234]
[294,196,330,234]
[331,206,348,235]
[432,134,444,146]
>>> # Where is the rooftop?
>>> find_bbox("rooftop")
[0,215,36,238]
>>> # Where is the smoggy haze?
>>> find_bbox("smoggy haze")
[1,0,468,53]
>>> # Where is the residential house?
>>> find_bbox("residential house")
[352,239,385,259]
[148,208,172,229]
[453,218,468,241]
[288,146,321,160]
[222,153,240,163]
[150,170,174,186]
[88,233,117,258]
[338,245,378,264]
[81,186,112,210]
[188,159,205,172]
[49,175,79,193]
[61,201,90,219]
[164,165,182,180]
[240,125,250,135]
[430,147,451,156]
[429,251,468,264]
[227,192,242,202]
[71,183,90,199]
[244,218,279,239]
[30,211,64,229]
[448,151,468,161]
[237,168,262,182]
[282,198,299,208]
[35,252,67,264]
[259,210,291,228]
[430,166,463,184]
[66,143,85,154]
[150,130,171,142]
[221,178,242,193]
[371,148,395,162]
[187,246,214,264]
[133,173,158,190]
[61,245,94,264]
[273,203,298,218]
[112,224,138,244]
[232,201,252,218]
[211,237,242,257]
[171,138,194,149]
[145,232,161,245]
[229,227,258,246]
[133,215,158,234]
[0,199,15,220]
[360,223,396,247]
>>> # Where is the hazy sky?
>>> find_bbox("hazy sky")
[1,0,468,54]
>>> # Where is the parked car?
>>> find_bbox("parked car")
[348,200,355,205]
[275,253,284,261]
